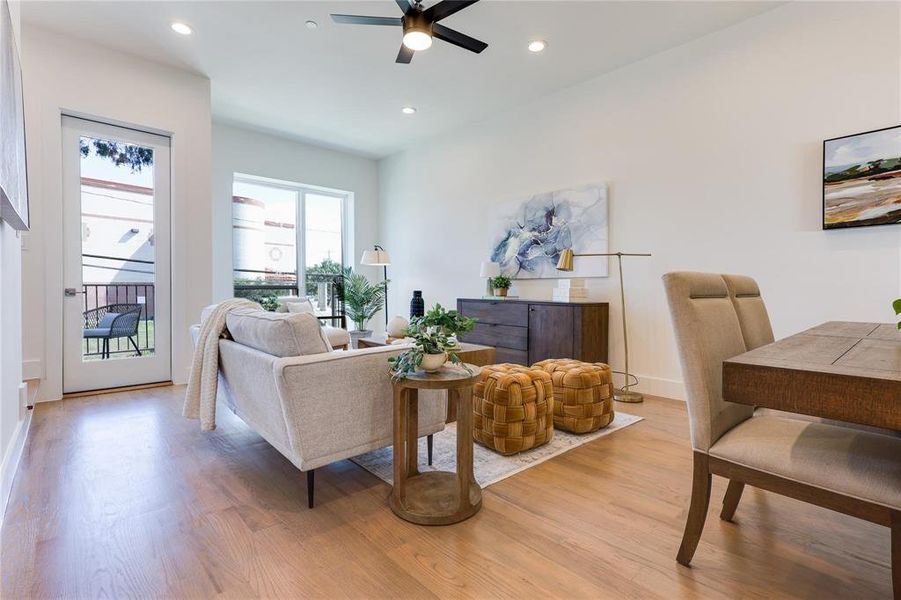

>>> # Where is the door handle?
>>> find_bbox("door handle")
[64,288,84,297]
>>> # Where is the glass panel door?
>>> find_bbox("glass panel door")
[62,116,171,393]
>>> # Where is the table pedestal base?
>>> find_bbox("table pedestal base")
[389,471,482,525]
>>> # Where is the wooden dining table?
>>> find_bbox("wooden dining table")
[723,321,901,431]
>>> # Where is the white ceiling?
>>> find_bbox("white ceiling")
[22,1,779,158]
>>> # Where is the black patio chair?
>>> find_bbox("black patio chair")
[83,303,144,359]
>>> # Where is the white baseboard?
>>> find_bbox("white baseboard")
[0,392,32,525]
[630,373,686,401]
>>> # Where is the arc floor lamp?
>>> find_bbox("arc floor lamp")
[361,244,391,328]
[556,249,652,403]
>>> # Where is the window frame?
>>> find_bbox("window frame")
[232,173,349,297]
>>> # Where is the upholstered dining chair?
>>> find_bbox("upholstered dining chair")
[663,272,900,596]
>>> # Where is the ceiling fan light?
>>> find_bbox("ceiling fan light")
[403,30,432,51]
[528,40,547,53]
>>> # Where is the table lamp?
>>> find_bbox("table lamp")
[479,261,501,297]
[361,244,391,327]
[556,249,652,403]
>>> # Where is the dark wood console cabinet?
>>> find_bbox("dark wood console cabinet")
[456,298,608,366]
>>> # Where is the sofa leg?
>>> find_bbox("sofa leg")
[307,470,315,509]
[427,434,433,466]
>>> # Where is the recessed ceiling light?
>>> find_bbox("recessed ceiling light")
[528,40,547,53]
[170,22,193,35]
[305,20,319,29]
[402,106,417,115]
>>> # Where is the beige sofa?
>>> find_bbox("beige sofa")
[190,307,446,508]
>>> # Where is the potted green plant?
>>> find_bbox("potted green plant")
[490,275,512,297]
[389,304,476,378]
[894,298,901,329]
[340,270,387,346]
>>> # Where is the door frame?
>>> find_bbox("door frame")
[61,115,173,393]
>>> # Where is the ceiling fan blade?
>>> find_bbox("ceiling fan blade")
[396,44,414,64]
[432,23,488,53]
[330,14,403,26]
[423,0,480,22]
[395,0,414,15]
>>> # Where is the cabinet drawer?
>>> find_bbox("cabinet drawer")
[494,347,529,366]
[459,300,528,327]
[463,323,528,351]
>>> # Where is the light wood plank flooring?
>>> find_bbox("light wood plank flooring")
[1,385,892,598]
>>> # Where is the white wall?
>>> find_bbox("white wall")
[1,0,29,519]
[212,122,383,326]
[22,26,212,401]
[378,1,901,399]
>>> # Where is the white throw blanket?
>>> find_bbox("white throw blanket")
[183,298,260,431]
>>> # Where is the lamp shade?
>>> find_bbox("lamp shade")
[479,261,501,278]
[361,248,391,266]
[556,248,575,271]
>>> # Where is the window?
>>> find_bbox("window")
[232,175,348,315]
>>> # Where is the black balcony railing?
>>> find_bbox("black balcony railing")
[233,269,345,324]
[82,282,155,358]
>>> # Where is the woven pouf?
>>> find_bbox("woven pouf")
[533,359,615,434]
[472,364,554,455]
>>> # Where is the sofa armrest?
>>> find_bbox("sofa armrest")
[273,346,446,469]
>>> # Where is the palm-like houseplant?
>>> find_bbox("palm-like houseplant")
[340,270,387,337]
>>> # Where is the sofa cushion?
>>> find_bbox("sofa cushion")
[225,309,331,357]
[323,325,351,348]
[286,299,316,314]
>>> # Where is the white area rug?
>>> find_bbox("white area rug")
[351,412,643,488]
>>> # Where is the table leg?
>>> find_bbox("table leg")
[406,388,419,477]
[392,385,407,505]
[455,386,474,510]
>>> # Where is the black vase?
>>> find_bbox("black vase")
[410,290,424,319]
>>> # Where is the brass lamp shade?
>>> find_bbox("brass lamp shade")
[556,248,575,271]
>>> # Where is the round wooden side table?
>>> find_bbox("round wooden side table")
[390,363,482,525]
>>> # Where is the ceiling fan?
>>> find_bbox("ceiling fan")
[331,0,488,64]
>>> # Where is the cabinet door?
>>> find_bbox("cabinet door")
[528,304,574,364]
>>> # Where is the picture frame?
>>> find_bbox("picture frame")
[0,0,29,231]
[822,125,900,230]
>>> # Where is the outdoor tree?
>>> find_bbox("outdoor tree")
[80,139,154,172]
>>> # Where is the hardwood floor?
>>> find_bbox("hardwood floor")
[1,385,892,598]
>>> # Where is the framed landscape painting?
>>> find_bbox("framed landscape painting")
[823,125,901,230]
[490,184,608,279]
[0,0,28,231]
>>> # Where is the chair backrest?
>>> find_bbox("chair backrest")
[662,272,754,451]
[106,303,142,337]
[722,274,775,351]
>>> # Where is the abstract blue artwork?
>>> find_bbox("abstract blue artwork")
[490,184,608,279]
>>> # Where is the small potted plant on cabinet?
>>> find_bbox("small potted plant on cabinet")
[490,275,512,297]
[341,270,387,347]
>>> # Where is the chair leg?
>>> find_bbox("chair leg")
[427,434,433,466]
[677,451,712,567]
[103,338,109,359]
[307,470,315,509]
[720,480,745,522]
[891,510,899,599]
[129,336,142,356]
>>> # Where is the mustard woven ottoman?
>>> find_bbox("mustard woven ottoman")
[472,364,554,455]
[533,359,615,434]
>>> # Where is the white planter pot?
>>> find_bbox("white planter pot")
[420,352,447,373]
[349,330,372,349]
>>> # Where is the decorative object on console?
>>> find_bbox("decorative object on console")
[410,290,424,318]
[0,0,29,231]
[479,261,501,296]
[490,184,607,279]
[552,278,587,303]
[556,250,651,403]
[823,125,900,229]
[387,315,409,338]
[388,304,476,379]
[341,270,387,348]
[489,275,511,297]
[360,245,391,327]
[458,298,608,366]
